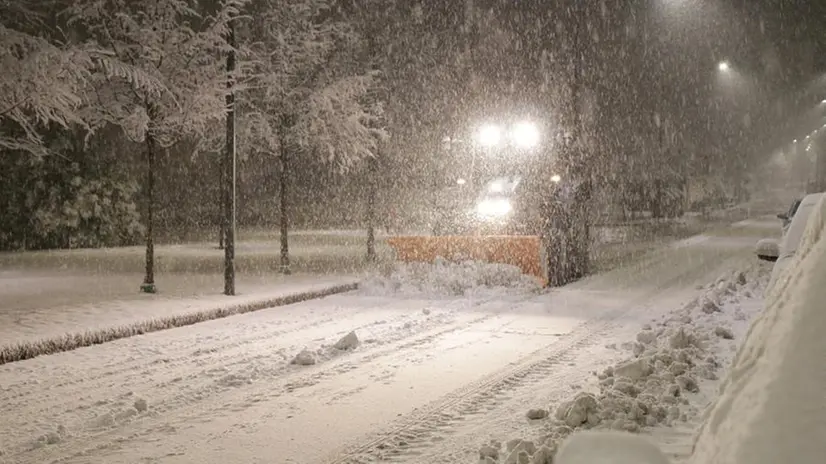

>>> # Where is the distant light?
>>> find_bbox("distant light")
[511,121,541,148]
[489,181,504,193]
[793,139,798,144]
[551,174,562,183]
[456,178,466,185]
[806,135,810,139]
[718,61,730,72]
[477,124,502,147]
[822,99,826,104]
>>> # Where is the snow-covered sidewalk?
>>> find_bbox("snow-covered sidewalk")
[0,271,359,356]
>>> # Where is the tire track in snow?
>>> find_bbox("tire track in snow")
[2,293,532,462]
[2,293,494,414]
[324,253,736,464]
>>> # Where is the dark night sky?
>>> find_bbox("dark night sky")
[598,0,826,159]
[445,0,826,161]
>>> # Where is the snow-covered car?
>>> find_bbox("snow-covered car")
[756,192,824,285]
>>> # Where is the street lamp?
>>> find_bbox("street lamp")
[718,61,730,72]
[511,121,540,148]
[477,124,502,147]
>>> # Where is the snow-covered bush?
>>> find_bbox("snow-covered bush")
[0,154,143,251]
[361,258,541,297]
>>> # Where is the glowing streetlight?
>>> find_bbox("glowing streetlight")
[456,178,466,185]
[477,124,502,147]
[718,61,730,72]
[551,174,562,183]
[510,121,540,148]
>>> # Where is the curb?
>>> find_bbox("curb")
[0,282,359,366]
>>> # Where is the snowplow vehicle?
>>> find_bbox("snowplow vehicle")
[385,118,584,285]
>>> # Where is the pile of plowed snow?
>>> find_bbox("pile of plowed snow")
[690,194,826,464]
[361,259,541,297]
[476,266,769,464]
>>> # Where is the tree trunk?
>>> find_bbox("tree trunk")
[140,134,157,294]
[366,155,378,263]
[553,4,590,285]
[218,150,225,250]
[278,136,291,275]
[223,20,237,296]
[573,178,591,277]
[651,179,664,219]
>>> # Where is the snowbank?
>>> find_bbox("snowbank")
[475,265,768,464]
[360,259,541,298]
[689,194,826,464]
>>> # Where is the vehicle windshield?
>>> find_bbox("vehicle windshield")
[781,195,823,257]
[479,176,522,199]
[788,199,802,218]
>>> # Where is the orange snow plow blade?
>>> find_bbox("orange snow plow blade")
[386,235,546,284]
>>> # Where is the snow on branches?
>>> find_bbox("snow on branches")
[294,72,387,172]
[0,24,92,155]
[67,0,247,148]
[238,0,384,170]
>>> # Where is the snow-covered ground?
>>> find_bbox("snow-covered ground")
[0,218,778,464]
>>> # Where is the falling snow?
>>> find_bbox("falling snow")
[2,1,826,463]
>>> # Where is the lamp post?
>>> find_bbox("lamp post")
[222,17,237,296]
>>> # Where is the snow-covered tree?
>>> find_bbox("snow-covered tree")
[237,0,385,272]
[0,27,86,155]
[67,0,246,292]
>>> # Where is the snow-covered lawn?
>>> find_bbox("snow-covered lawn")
[0,239,393,274]
[0,219,774,464]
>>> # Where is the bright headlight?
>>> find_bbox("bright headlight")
[477,124,502,147]
[477,198,512,217]
[511,121,540,148]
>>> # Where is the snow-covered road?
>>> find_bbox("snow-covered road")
[0,219,775,464]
